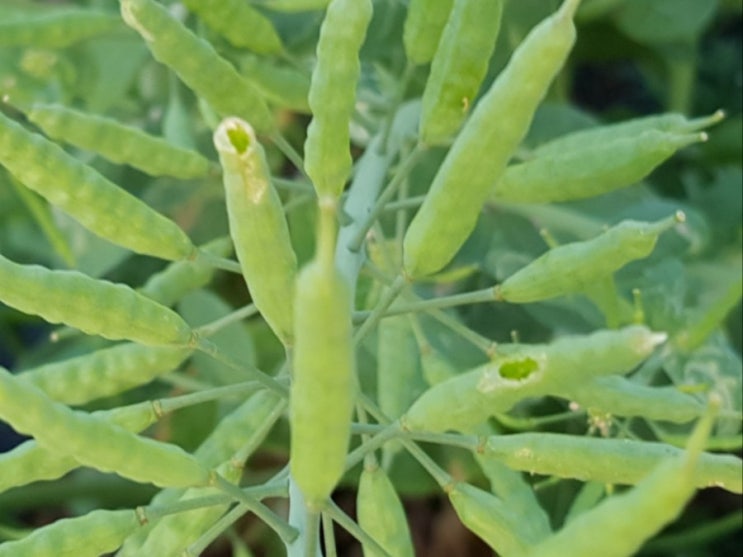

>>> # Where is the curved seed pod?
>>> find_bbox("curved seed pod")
[403,326,666,433]
[448,482,536,557]
[290,258,355,509]
[492,131,706,203]
[496,214,682,304]
[403,0,454,65]
[0,9,123,49]
[561,375,704,423]
[182,0,283,54]
[420,0,504,146]
[0,508,140,557]
[139,236,234,308]
[239,54,311,114]
[0,367,211,488]
[19,343,193,405]
[0,401,158,494]
[0,253,194,346]
[357,464,415,557]
[525,409,716,557]
[531,109,724,159]
[403,0,581,278]
[120,0,273,134]
[0,111,196,261]
[25,103,213,179]
[214,117,298,345]
[303,0,374,198]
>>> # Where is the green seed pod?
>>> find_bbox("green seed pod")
[19,343,193,405]
[0,252,194,346]
[182,0,283,54]
[0,366,210,488]
[139,236,234,308]
[239,54,311,114]
[25,103,213,179]
[403,326,666,433]
[303,0,374,198]
[448,482,536,557]
[290,258,355,509]
[496,214,682,304]
[357,464,415,557]
[258,0,331,11]
[0,9,123,49]
[120,0,273,134]
[420,0,504,145]
[403,0,454,65]
[403,0,581,278]
[214,117,298,345]
[377,315,419,425]
[491,131,706,203]
[0,111,196,261]
[0,509,139,557]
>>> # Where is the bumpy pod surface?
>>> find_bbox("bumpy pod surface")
[403,0,454,65]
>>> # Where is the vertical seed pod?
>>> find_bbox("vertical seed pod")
[403,0,454,65]
[19,343,193,405]
[303,0,373,198]
[0,366,210,488]
[0,9,123,49]
[24,103,213,179]
[139,236,234,308]
[0,111,196,261]
[495,213,683,304]
[120,0,273,134]
[0,401,158,494]
[357,464,415,557]
[419,0,504,146]
[214,118,298,345]
[403,0,581,278]
[239,54,312,114]
[181,0,283,54]
[290,253,355,509]
[491,130,706,203]
[0,508,140,557]
[0,252,194,346]
[377,315,420,423]
[448,482,536,557]
[531,109,724,159]
[525,408,716,557]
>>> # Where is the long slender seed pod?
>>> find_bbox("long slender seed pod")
[0,111,196,261]
[403,0,454,65]
[214,117,298,345]
[181,0,283,54]
[120,0,273,134]
[420,0,504,145]
[0,9,124,49]
[239,54,312,114]
[357,464,415,557]
[303,0,374,198]
[0,253,195,346]
[25,103,213,179]
[403,0,581,278]
[496,214,682,304]
[0,509,140,557]
[19,343,193,405]
[492,131,706,203]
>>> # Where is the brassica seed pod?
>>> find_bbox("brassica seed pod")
[403,0,454,65]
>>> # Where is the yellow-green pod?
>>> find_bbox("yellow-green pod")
[120,0,273,134]
[357,464,415,557]
[420,0,504,145]
[403,0,454,65]
[0,9,123,49]
[0,111,196,261]
[0,253,194,347]
[290,257,355,509]
[303,0,374,198]
[496,214,682,304]
[214,117,298,345]
[0,509,139,557]
[403,0,581,278]
[25,103,213,179]
[182,0,283,54]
